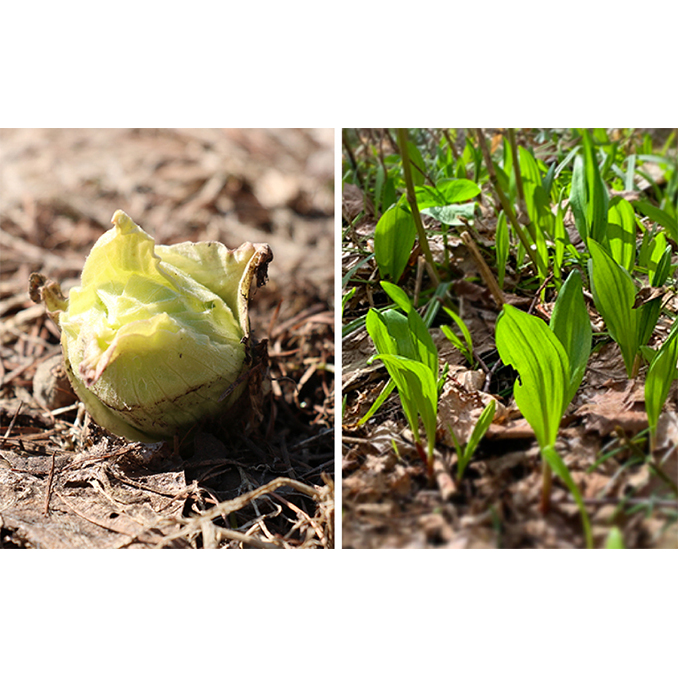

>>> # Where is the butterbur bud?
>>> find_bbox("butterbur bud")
[30,210,272,442]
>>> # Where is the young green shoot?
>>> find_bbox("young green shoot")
[364,282,441,476]
[645,323,678,451]
[587,238,644,377]
[495,271,593,548]
[449,399,496,481]
[441,306,475,367]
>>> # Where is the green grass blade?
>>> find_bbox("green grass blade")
[442,307,473,356]
[357,378,396,426]
[495,210,509,289]
[457,399,496,480]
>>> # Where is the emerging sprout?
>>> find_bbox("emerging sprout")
[30,210,272,442]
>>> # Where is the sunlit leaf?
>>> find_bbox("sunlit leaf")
[374,201,417,281]
[587,238,640,377]
[495,305,569,451]
[645,323,678,449]
[550,270,591,403]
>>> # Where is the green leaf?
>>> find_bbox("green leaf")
[607,198,636,271]
[441,306,474,365]
[652,244,672,287]
[637,296,662,349]
[632,200,678,242]
[569,132,610,244]
[583,130,609,243]
[371,353,439,459]
[435,178,481,204]
[357,379,396,426]
[366,308,413,359]
[380,280,413,313]
[456,399,496,480]
[587,238,640,377]
[421,202,476,226]
[373,201,417,282]
[495,210,509,289]
[407,140,426,187]
[605,527,625,549]
[407,306,439,377]
[495,305,570,451]
[645,323,678,447]
[342,287,356,317]
[519,146,554,238]
[550,270,591,404]
[570,154,588,241]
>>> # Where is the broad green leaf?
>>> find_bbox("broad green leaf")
[495,304,570,451]
[569,132,610,244]
[587,238,640,377]
[519,146,554,238]
[365,308,412,359]
[414,185,448,209]
[372,353,438,459]
[550,270,591,403]
[407,307,439,377]
[421,203,476,225]
[607,198,636,271]
[374,201,417,281]
[380,280,413,313]
[366,305,438,380]
[645,324,678,447]
[435,178,481,204]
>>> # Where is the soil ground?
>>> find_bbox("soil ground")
[0,128,334,549]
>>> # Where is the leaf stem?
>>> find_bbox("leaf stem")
[539,457,552,514]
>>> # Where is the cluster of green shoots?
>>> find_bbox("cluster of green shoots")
[343,128,677,548]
